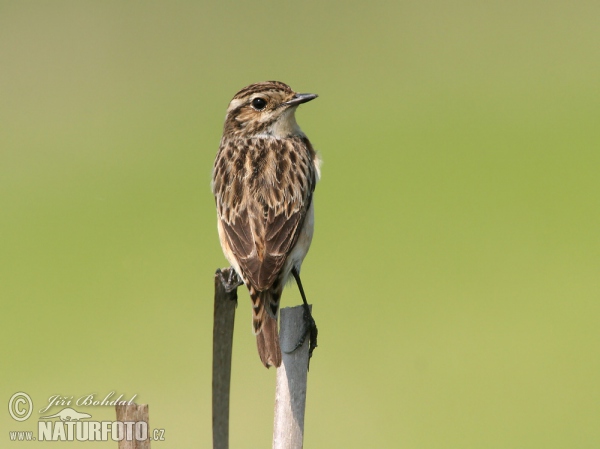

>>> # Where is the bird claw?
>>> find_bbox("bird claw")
[284,304,318,369]
[217,268,243,293]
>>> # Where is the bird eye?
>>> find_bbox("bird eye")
[251,98,267,110]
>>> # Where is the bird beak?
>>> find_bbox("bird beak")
[284,93,318,107]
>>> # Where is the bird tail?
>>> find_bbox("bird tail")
[250,288,282,368]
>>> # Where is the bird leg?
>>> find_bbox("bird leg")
[217,267,243,293]
[285,267,318,366]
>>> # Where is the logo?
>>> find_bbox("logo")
[40,407,92,421]
[7,392,165,443]
[8,392,33,422]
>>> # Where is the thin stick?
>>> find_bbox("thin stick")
[115,403,150,449]
[212,268,238,449]
[273,305,311,449]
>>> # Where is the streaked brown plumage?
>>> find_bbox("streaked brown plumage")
[212,81,321,367]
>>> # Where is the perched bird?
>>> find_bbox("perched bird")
[212,81,321,368]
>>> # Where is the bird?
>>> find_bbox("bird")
[211,81,321,368]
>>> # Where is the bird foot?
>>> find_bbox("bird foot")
[284,304,318,369]
[217,267,243,293]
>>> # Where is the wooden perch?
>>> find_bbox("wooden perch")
[273,305,312,449]
[212,268,238,449]
[115,403,150,449]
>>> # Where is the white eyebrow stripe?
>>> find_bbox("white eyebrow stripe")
[226,98,245,113]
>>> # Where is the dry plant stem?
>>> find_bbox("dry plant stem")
[273,305,311,449]
[212,268,238,449]
[115,403,150,449]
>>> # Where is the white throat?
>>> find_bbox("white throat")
[266,107,304,138]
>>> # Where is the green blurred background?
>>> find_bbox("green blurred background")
[2,1,599,447]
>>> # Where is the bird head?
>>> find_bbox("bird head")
[223,81,317,139]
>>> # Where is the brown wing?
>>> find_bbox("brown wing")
[212,136,316,291]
